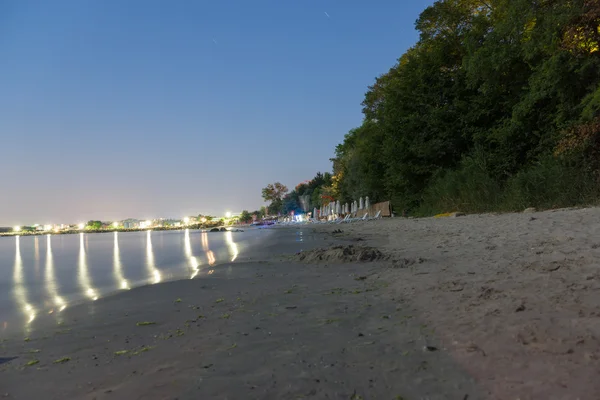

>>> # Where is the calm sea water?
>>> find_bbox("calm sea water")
[0,228,275,335]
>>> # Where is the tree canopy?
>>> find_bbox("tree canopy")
[262,0,600,216]
[334,0,600,213]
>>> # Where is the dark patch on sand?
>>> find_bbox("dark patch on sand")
[294,245,389,263]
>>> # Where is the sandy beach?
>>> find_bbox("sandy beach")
[314,207,600,400]
[2,208,600,399]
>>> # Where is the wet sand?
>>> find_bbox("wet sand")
[0,228,479,399]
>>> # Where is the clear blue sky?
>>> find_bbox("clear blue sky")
[1,0,434,225]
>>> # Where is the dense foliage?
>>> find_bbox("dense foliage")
[261,173,334,216]
[333,0,600,214]
[262,0,600,216]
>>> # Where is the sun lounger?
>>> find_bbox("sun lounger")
[347,213,369,223]
[337,215,351,224]
[368,210,381,220]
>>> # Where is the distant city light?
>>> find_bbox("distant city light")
[43,224,52,231]
[201,217,207,223]
[183,217,190,224]
[113,222,119,228]
[225,211,232,218]
[13,226,20,232]
[78,223,85,230]
[139,220,152,229]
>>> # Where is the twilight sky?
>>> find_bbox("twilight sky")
[0,0,434,225]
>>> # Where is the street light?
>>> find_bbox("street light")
[13,226,20,232]
[183,217,190,225]
[78,223,85,230]
[113,221,119,228]
[225,211,232,218]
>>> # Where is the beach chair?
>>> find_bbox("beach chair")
[368,210,381,220]
[337,215,351,224]
[348,213,369,223]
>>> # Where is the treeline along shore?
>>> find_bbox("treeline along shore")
[262,1,600,217]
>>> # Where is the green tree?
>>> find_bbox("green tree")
[86,221,102,230]
[332,0,600,213]
[239,210,253,224]
[261,182,288,203]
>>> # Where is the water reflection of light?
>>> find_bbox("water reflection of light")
[201,232,216,266]
[34,236,40,275]
[113,232,129,289]
[146,230,161,284]
[225,231,239,262]
[13,236,36,327]
[184,229,201,279]
[45,235,67,313]
[78,233,98,301]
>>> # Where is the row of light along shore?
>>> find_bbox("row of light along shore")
[315,196,372,220]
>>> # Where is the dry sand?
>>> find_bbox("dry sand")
[314,207,600,400]
[2,208,599,399]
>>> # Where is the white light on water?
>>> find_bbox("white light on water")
[113,232,129,290]
[225,231,239,262]
[14,237,37,330]
[79,233,98,301]
[45,234,67,316]
[146,230,161,283]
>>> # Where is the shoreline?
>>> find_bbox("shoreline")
[0,226,480,400]
[4,207,599,398]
